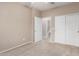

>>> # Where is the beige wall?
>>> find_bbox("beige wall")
[32,8,41,17]
[0,3,34,52]
[42,3,79,17]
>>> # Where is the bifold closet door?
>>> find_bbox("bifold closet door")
[55,16,66,44]
[66,15,79,46]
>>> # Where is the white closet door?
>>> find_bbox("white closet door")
[66,15,79,46]
[34,17,42,42]
[55,16,66,44]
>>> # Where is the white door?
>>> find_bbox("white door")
[55,16,66,44]
[34,17,42,42]
[66,15,79,46]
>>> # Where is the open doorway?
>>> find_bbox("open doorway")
[34,16,52,43]
[42,17,52,40]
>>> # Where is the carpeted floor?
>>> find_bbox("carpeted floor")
[0,40,79,56]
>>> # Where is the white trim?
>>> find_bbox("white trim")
[50,41,79,48]
[0,41,33,54]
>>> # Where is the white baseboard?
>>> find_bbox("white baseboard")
[0,41,33,54]
[50,41,79,48]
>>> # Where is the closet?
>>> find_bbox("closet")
[55,13,79,47]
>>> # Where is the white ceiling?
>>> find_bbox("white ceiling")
[20,2,72,11]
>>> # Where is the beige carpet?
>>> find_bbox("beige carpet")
[0,40,79,56]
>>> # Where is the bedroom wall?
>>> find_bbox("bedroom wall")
[42,3,79,17]
[0,2,33,52]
